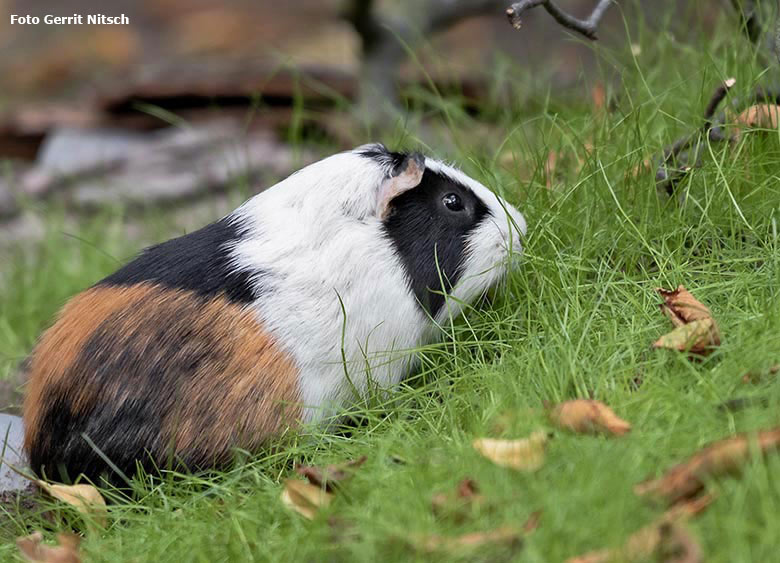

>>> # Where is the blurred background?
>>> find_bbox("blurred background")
[0,0,722,248]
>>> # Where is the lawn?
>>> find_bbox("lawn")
[1,6,780,562]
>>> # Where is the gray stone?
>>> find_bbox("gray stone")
[0,413,29,492]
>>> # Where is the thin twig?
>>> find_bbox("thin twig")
[655,78,780,195]
[505,0,613,40]
[655,78,737,194]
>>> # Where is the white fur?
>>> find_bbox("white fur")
[228,147,525,423]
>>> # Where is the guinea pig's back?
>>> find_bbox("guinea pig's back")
[24,222,301,483]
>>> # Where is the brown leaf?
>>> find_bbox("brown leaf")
[544,151,558,189]
[327,515,361,544]
[654,286,720,355]
[657,522,703,563]
[657,286,715,325]
[549,399,631,436]
[741,364,779,384]
[295,456,366,492]
[627,157,652,179]
[522,510,542,534]
[591,83,606,112]
[635,428,780,505]
[411,526,523,555]
[280,479,333,520]
[472,431,548,472]
[36,482,107,529]
[735,104,780,129]
[17,532,81,563]
[566,497,709,563]
[653,318,719,355]
[431,478,488,523]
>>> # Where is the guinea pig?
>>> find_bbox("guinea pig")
[23,143,526,484]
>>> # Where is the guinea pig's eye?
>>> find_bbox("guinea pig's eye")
[442,193,464,212]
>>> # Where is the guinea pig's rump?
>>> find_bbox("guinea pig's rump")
[23,283,301,484]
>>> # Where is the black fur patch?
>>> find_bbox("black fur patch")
[382,168,490,317]
[98,218,255,303]
[356,144,408,176]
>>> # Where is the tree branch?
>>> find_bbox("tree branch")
[654,78,780,196]
[505,0,613,40]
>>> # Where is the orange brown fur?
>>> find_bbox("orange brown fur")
[24,283,301,482]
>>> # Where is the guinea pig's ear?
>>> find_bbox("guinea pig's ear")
[376,153,425,219]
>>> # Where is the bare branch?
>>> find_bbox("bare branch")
[654,79,780,196]
[655,78,737,195]
[505,0,613,40]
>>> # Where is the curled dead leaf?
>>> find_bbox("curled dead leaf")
[657,286,715,325]
[565,496,710,563]
[544,151,558,189]
[0,462,107,529]
[17,531,81,563]
[522,509,542,534]
[653,318,719,355]
[548,399,631,436]
[295,456,366,492]
[635,428,780,505]
[627,157,652,179]
[733,104,780,140]
[591,83,606,112]
[431,478,488,523]
[280,479,333,520]
[657,522,703,563]
[411,526,523,555]
[654,286,720,355]
[36,482,107,529]
[472,431,548,472]
[741,364,779,384]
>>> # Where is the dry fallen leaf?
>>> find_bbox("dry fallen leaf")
[653,318,718,355]
[280,478,333,520]
[626,157,653,179]
[741,364,779,384]
[657,285,715,325]
[733,104,780,140]
[522,509,542,534]
[295,456,366,492]
[17,531,81,563]
[0,462,107,529]
[431,478,488,522]
[566,496,710,563]
[544,150,558,189]
[36,482,107,529]
[548,399,631,436]
[635,428,780,505]
[657,522,703,563]
[591,82,606,113]
[653,286,720,355]
[411,526,523,555]
[472,431,548,472]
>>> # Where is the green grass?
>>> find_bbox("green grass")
[3,6,780,562]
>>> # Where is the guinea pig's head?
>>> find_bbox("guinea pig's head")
[358,143,526,323]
